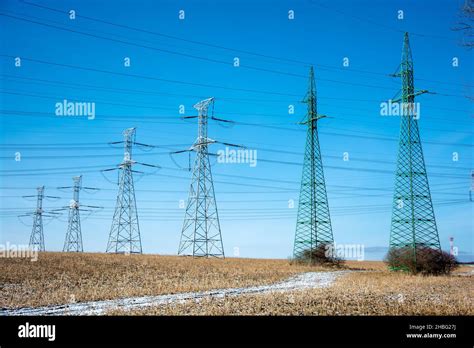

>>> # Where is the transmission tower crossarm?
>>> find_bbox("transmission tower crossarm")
[193,138,216,148]
[216,141,246,148]
[171,148,193,154]
[81,204,103,209]
[102,167,119,172]
[211,116,235,124]
[135,161,161,168]
[391,89,429,103]
[298,114,329,125]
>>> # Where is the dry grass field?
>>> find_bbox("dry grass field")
[116,271,472,315]
[1,252,472,315]
[0,252,318,308]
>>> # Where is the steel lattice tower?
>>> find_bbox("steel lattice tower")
[63,176,83,252]
[106,127,142,254]
[293,67,334,260]
[29,186,45,251]
[178,97,225,258]
[389,33,441,263]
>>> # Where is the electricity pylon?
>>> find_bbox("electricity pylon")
[177,97,225,258]
[29,186,45,251]
[388,32,441,265]
[293,67,334,260]
[64,176,83,252]
[56,176,101,252]
[105,127,160,253]
[106,128,142,254]
[18,186,60,251]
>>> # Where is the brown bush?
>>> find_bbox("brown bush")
[293,243,344,268]
[384,246,458,275]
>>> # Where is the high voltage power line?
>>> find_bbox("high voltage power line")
[0,159,469,180]
[307,0,455,41]
[0,179,467,197]
[15,0,474,89]
[0,106,471,146]
[1,136,471,170]
[4,201,469,223]
[4,199,469,215]
[1,94,471,133]
[0,54,301,97]
[0,151,471,173]
[1,106,472,137]
[0,53,469,99]
[0,137,471,167]
[2,74,472,114]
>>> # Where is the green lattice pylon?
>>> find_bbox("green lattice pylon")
[293,66,334,260]
[389,33,441,265]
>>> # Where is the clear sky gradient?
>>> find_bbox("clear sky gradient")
[0,0,472,260]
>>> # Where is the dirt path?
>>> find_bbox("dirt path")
[1,271,350,316]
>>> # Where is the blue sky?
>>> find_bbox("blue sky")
[0,0,472,260]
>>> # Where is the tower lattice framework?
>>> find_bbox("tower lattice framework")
[389,32,441,264]
[63,176,83,252]
[178,97,225,258]
[106,127,142,254]
[29,186,45,251]
[293,67,334,260]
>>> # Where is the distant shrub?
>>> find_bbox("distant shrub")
[293,243,344,268]
[384,246,458,275]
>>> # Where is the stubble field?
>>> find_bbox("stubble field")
[118,270,472,315]
[1,252,472,315]
[0,252,317,308]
